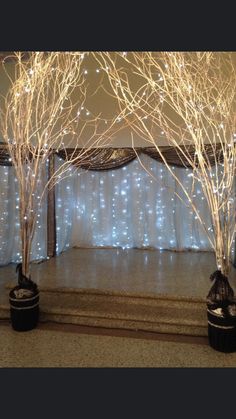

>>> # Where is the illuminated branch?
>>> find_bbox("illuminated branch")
[0,51,120,278]
[94,52,236,276]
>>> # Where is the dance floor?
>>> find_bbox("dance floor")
[1,248,236,336]
[1,247,236,299]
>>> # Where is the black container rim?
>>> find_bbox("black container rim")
[9,293,40,303]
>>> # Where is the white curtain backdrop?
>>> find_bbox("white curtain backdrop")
[0,165,48,266]
[1,154,235,266]
[55,154,215,254]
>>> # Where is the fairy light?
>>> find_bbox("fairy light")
[53,154,217,254]
[93,51,236,275]
[0,164,48,264]
[2,151,219,261]
[2,53,235,270]
[0,52,117,276]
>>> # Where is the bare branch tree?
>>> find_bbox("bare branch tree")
[94,51,236,276]
[0,51,120,279]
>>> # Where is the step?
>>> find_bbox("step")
[0,288,208,336]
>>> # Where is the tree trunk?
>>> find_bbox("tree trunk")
[21,220,31,279]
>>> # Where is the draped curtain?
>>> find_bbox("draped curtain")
[0,164,48,266]
[1,145,235,265]
[55,154,214,254]
[56,144,223,170]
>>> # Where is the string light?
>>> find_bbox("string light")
[1,53,236,269]
[0,165,47,264]
[53,155,216,254]
[92,51,236,275]
[2,149,230,261]
[1,52,116,277]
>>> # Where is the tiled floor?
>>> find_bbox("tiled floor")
[0,322,236,367]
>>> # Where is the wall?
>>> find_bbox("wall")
[0,54,155,148]
[1,52,236,148]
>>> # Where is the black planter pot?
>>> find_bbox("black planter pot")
[9,285,39,332]
[207,270,236,353]
[207,305,236,353]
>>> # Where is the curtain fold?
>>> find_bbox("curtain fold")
[1,145,235,266]
[0,146,12,166]
[47,154,56,257]
[141,144,223,167]
[56,148,137,170]
[55,154,214,254]
[0,164,48,266]
[56,145,223,169]
[1,145,223,168]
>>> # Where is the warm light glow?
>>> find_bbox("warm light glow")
[93,51,236,275]
[0,51,119,277]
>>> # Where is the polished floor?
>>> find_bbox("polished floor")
[1,249,236,367]
[0,321,236,367]
[1,247,236,299]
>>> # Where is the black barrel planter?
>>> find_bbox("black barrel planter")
[207,304,236,353]
[9,285,39,331]
[9,264,39,332]
[207,270,236,353]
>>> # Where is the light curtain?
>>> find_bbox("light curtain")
[1,154,235,266]
[55,154,215,254]
[0,165,48,266]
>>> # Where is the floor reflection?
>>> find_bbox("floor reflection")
[1,248,236,299]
